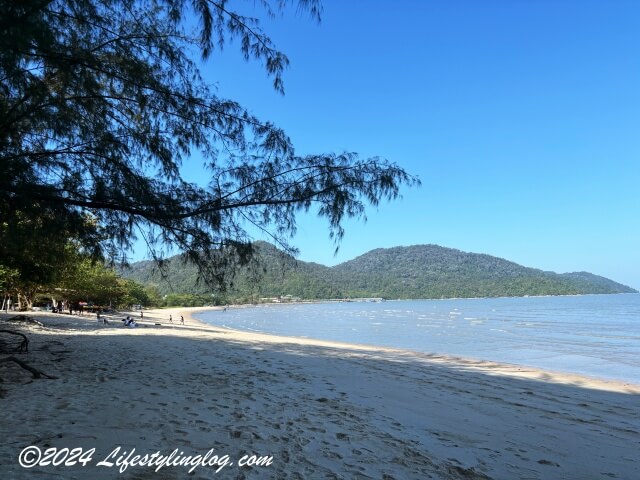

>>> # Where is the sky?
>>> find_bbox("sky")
[151,0,640,289]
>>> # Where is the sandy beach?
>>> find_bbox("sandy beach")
[1,307,639,479]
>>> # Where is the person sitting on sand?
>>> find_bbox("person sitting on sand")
[123,316,138,327]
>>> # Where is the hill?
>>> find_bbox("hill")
[122,243,637,301]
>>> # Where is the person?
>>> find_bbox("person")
[96,312,101,324]
[140,311,144,319]
[180,315,184,325]
[169,314,173,323]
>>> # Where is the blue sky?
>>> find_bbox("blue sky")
[167,1,640,289]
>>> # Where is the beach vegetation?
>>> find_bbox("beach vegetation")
[0,0,418,296]
[0,230,153,311]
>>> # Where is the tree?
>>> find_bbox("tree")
[55,252,120,305]
[0,208,76,309]
[0,0,419,288]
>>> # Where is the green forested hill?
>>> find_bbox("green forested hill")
[122,242,637,301]
[330,245,636,298]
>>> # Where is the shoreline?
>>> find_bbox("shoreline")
[187,303,640,389]
[7,304,640,389]
[146,306,640,393]
[1,309,639,479]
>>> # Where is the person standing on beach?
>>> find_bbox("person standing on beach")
[180,315,184,325]
[169,314,173,323]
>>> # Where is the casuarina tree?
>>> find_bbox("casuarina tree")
[0,0,419,288]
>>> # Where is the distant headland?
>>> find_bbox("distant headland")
[122,242,637,303]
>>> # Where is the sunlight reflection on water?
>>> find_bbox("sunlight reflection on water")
[197,294,640,383]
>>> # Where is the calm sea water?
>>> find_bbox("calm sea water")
[196,294,640,383]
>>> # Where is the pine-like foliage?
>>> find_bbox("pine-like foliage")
[0,0,418,289]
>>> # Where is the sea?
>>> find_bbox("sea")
[195,293,640,384]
